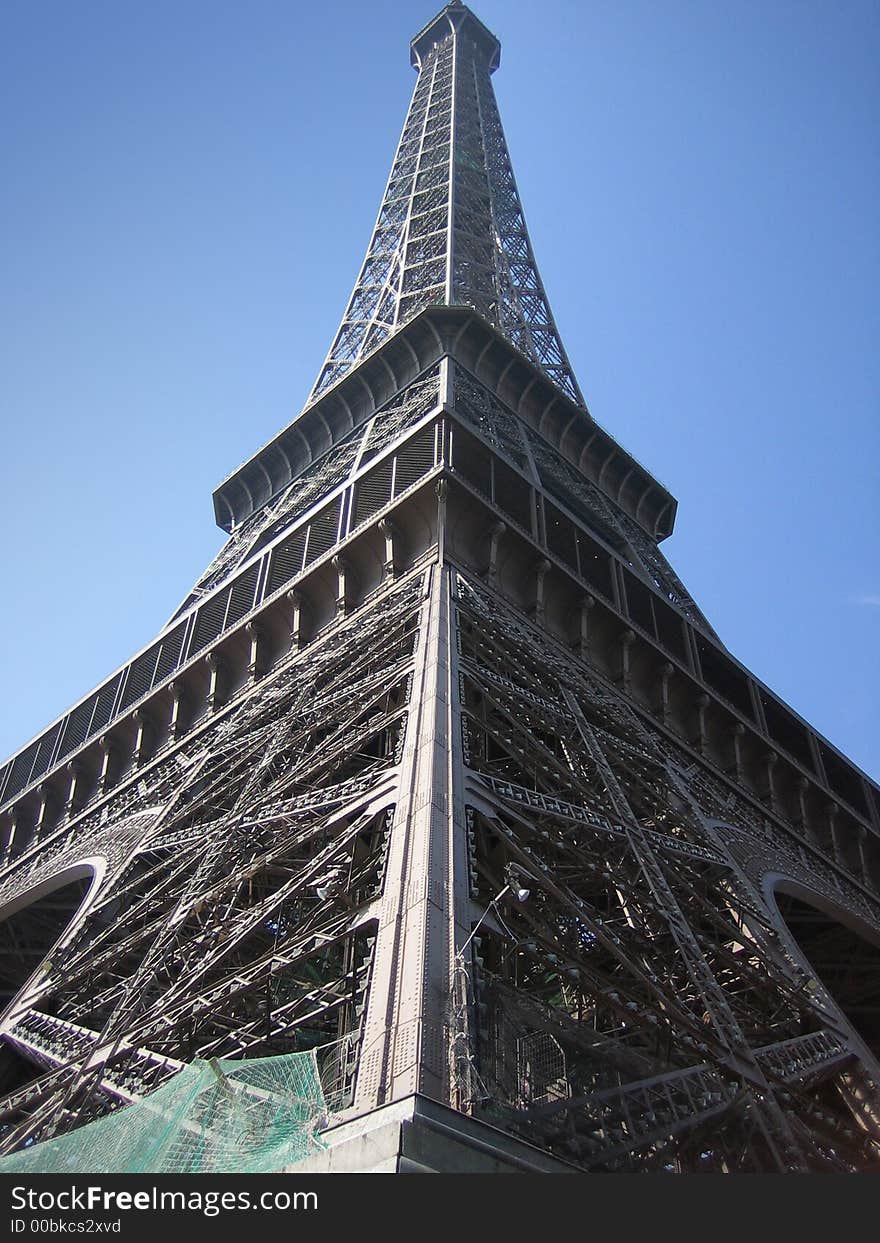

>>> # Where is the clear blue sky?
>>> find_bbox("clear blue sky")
[1,0,878,781]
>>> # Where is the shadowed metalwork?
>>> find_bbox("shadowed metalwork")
[1,4,878,1173]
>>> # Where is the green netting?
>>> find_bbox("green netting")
[0,1050,327,1173]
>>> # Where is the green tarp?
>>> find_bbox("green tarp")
[0,1050,327,1173]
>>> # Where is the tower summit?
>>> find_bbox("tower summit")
[311,0,582,406]
[0,5,878,1173]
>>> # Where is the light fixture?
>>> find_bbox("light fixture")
[504,864,531,904]
[457,871,533,959]
[314,865,345,901]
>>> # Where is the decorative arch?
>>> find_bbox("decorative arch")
[765,872,880,1069]
[0,857,105,1028]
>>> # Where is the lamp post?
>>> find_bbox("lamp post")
[449,869,532,1111]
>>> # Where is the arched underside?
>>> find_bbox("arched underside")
[775,889,880,1064]
[0,875,93,1014]
[0,873,94,1101]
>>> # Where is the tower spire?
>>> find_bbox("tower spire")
[1,4,878,1178]
[309,3,584,406]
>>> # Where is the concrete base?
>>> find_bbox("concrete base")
[289,1095,577,1173]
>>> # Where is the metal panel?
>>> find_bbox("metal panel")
[354,459,395,528]
[266,529,307,595]
[393,425,436,495]
[303,502,341,567]
[3,741,40,802]
[224,563,260,629]
[153,622,188,686]
[56,700,98,763]
[89,675,123,738]
[189,587,232,657]
[119,643,162,712]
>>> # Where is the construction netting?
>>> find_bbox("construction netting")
[0,1050,327,1173]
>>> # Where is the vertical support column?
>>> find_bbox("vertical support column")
[355,564,466,1111]
[246,621,264,683]
[617,628,636,694]
[332,554,354,617]
[436,479,448,563]
[731,722,747,785]
[856,827,872,888]
[98,736,115,796]
[692,693,711,757]
[205,653,222,713]
[63,761,83,818]
[168,682,185,742]
[439,357,454,411]
[573,593,596,662]
[796,776,811,833]
[658,662,674,729]
[34,784,54,843]
[764,751,780,814]
[2,810,20,866]
[484,521,506,588]
[287,589,306,652]
[529,558,551,628]
[378,519,401,582]
[827,801,843,869]
[132,711,150,768]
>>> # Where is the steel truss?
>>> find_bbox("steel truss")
[0,573,425,1152]
[0,3,878,1176]
[310,4,582,405]
[453,574,880,1170]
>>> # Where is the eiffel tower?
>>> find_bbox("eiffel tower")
[1,3,878,1174]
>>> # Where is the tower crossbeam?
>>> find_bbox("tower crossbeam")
[0,4,877,1174]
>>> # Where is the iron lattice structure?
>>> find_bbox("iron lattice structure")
[309,2,582,406]
[1,4,879,1173]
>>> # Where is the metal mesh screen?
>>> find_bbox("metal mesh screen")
[0,1051,326,1174]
